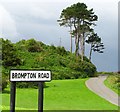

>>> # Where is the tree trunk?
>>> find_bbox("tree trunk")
[70,35,72,53]
[69,20,72,53]
[83,32,85,56]
[75,35,79,56]
[80,35,84,61]
[89,44,92,61]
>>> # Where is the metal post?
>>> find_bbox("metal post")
[38,82,44,112]
[10,82,16,112]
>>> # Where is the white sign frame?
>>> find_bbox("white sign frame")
[10,70,51,82]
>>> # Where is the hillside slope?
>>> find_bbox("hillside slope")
[13,38,97,79]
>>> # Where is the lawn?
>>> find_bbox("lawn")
[2,79,118,110]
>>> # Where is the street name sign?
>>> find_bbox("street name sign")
[10,70,51,82]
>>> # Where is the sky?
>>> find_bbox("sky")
[0,0,119,72]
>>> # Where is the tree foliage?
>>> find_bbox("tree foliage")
[1,38,22,90]
[2,38,21,67]
[58,2,98,61]
[26,38,42,52]
[86,33,104,60]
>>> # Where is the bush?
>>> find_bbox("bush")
[113,83,120,89]
[2,74,8,91]
[69,62,82,71]
[16,82,46,89]
[0,77,1,91]
[56,46,68,56]
[28,45,42,52]
[27,39,42,52]
[68,59,96,78]
[80,61,96,77]
[107,74,120,90]
[2,39,21,67]
[113,74,120,89]
[50,45,56,50]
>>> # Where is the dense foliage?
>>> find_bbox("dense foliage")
[104,73,120,96]
[106,73,120,90]
[1,38,21,91]
[2,38,97,88]
[2,39,21,67]
[2,71,8,91]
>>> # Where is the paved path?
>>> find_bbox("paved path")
[85,75,120,106]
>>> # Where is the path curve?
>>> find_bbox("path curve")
[85,75,120,106]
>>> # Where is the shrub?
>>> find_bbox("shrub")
[16,82,46,89]
[2,74,8,91]
[69,62,82,71]
[113,83,120,89]
[0,77,1,91]
[113,74,120,89]
[80,61,96,77]
[71,71,83,79]
[27,39,42,52]
[56,46,67,56]
[106,74,120,90]
[50,45,56,50]
[15,39,27,51]
[68,60,96,78]
[2,39,21,67]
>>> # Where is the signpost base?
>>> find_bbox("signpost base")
[10,82,16,112]
[38,82,44,112]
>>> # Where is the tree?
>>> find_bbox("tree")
[1,38,22,91]
[69,23,73,53]
[86,33,104,61]
[2,38,21,67]
[58,2,98,61]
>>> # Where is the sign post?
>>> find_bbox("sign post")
[38,82,44,112]
[10,82,16,112]
[10,70,51,112]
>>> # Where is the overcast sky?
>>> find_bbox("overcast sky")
[0,0,118,72]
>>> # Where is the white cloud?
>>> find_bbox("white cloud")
[0,4,18,41]
[29,4,56,20]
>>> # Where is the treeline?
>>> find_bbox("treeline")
[1,38,97,90]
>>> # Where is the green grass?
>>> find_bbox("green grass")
[104,75,120,96]
[2,79,118,110]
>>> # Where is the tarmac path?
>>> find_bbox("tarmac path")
[85,75,120,106]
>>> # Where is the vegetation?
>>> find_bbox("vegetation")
[1,2,103,89]
[1,38,22,91]
[57,2,104,61]
[86,32,104,60]
[104,73,120,96]
[1,72,8,91]
[2,79,118,110]
[0,39,1,91]
[1,38,97,88]
[2,38,21,67]
[1,2,116,111]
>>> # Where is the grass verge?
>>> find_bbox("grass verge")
[2,79,118,110]
[104,75,120,96]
